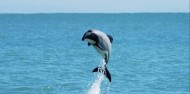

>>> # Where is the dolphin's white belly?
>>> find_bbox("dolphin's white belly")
[93,45,109,61]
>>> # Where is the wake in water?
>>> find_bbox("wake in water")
[86,60,110,94]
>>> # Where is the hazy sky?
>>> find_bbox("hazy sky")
[0,0,189,13]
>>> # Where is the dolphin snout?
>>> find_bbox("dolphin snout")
[82,31,90,41]
[82,37,85,41]
[82,34,86,41]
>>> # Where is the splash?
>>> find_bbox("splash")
[87,73,104,94]
[86,59,110,94]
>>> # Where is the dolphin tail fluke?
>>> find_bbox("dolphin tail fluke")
[92,67,111,82]
[105,67,111,82]
[92,67,99,72]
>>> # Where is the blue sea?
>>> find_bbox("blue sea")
[0,13,189,94]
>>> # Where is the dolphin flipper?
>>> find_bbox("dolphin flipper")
[92,67,111,82]
[88,43,91,46]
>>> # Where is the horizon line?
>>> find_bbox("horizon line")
[0,12,189,14]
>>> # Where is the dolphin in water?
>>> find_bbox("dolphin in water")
[82,29,113,82]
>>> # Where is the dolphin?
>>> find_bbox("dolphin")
[82,29,113,82]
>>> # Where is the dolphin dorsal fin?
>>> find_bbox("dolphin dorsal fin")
[107,35,113,43]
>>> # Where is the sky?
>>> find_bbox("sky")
[0,0,189,13]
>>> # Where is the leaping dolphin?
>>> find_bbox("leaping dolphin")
[82,29,113,82]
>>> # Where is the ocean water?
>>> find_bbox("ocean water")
[0,13,189,94]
